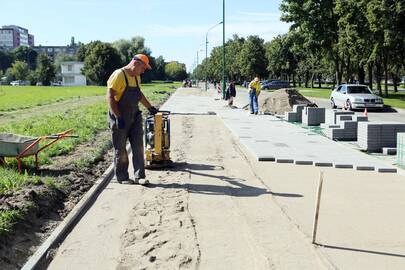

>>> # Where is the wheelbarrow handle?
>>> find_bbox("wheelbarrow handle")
[45,134,79,139]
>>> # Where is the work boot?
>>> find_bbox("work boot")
[127,178,140,185]
[138,179,150,185]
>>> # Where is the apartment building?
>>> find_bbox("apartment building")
[0,25,34,50]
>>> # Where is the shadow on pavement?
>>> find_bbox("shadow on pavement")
[148,162,303,198]
[320,244,405,258]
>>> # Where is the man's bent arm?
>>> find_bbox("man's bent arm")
[107,88,121,118]
[139,90,153,109]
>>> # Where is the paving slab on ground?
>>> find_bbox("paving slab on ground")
[161,88,397,173]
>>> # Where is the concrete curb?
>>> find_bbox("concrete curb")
[21,156,118,269]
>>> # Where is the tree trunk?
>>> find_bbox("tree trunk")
[305,71,309,88]
[318,74,322,88]
[358,65,365,84]
[311,73,315,88]
[368,62,373,90]
[393,72,398,93]
[298,75,302,87]
[292,73,296,87]
[376,59,382,96]
[346,55,351,83]
[383,55,388,97]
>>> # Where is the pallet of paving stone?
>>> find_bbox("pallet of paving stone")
[302,107,325,126]
[397,133,405,166]
[325,110,355,125]
[358,122,405,151]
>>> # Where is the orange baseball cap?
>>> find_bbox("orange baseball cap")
[133,54,152,69]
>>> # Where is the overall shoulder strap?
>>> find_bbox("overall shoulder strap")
[134,76,139,88]
[121,69,129,86]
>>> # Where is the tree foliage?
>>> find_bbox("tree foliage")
[82,42,122,85]
[165,61,187,81]
[11,46,38,70]
[36,54,56,86]
[11,61,29,81]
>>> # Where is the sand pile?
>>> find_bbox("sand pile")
[259,88,316,115]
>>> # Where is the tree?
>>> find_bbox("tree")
[11,46,38,70]
[281,0,341,84]
[112,36,152,64]
[153,56,166,80]
[0,51,13,72]
[36,54,56,86]
[11,61,29,80]
[164,61,187,81]
[238,35,268,79]
[82,42,122,85]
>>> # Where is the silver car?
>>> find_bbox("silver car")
[330,84,384,110]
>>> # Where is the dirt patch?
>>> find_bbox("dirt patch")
[259,88,316,115]
[0,130,113,270]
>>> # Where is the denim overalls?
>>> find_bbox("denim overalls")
[109,69,145,181]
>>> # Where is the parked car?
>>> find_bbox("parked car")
[10,80,27,86]
[51,81,62,86]
[261,80,289,90]
[330,84,384,110]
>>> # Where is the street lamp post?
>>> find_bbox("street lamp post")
[205,21,223,91]
[222,0,226,99]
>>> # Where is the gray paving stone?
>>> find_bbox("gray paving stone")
[162,89,398,173]
[295,160,314,165]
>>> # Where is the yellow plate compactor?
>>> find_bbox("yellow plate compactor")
[144,111,172,168]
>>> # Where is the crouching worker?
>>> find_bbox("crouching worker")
[107,54,158,185]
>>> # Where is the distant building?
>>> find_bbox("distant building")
[61,61,86,86]
[33,37,79,60]
[0,25,34,50]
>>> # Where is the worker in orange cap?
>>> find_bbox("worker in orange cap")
[107,54,158,185]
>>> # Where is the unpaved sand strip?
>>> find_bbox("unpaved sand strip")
[48,114,329,269]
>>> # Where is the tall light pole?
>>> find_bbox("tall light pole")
[205,21,223,91]
[222,0,226,99]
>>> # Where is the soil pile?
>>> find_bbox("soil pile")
[259,88,315,115]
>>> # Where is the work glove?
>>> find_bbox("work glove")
[148,106,159,115]
[116,117,126,129]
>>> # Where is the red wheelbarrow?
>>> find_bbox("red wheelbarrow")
[0,129,77,173]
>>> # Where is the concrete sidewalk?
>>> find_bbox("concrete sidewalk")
[161,87,398,173]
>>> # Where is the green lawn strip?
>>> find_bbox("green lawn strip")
[296,87,405,109]
[0,86,105,112]
[0,82,181,113]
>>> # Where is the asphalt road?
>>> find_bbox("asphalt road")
[311,97,405,123]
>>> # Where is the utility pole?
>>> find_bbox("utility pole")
[222,0,226,99]
[205,21,223,91]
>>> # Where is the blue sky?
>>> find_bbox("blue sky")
[1,0,290,71]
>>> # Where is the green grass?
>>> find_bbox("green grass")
[0,86,105,112]
[0,209,24,236]
[0,168,42,194]
[296,87,405,109]
[0,81,181,112]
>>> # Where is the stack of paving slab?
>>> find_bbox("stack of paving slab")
[285,105,305,122]
[358,122,405,152]
[324,110,355,125]
[398,133,405,166]
[302,107,325,126]
[323,112,368,141]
